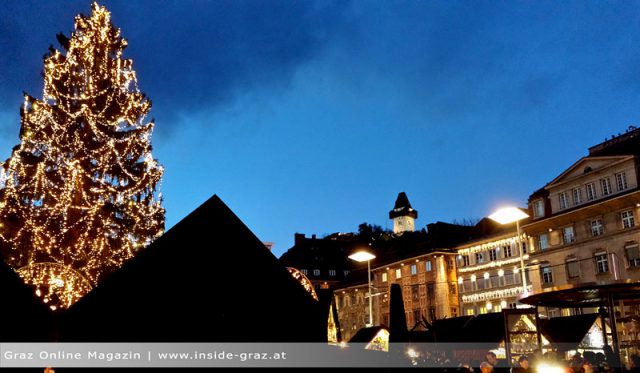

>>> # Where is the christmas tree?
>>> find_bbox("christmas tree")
[0,3,164,309]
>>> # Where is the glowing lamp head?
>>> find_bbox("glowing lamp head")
[488,207,529,224]
[348,251,376,262]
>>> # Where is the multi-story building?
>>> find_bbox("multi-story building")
[371,250,460,328]
[455,218,532,316]
[334,270,370,341]
[278,232,358,292]
[522,128,640,317]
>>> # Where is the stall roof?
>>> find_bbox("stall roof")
[539,313,599,346]
[349,326,389,343]
[520,280,640,308]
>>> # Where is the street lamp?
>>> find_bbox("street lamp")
[348,250,376,327]
[488,206,530,294]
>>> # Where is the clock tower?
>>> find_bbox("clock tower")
[389,192,418,234]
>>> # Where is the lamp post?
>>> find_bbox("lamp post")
[348,250,376,327]
[488,207,530,293]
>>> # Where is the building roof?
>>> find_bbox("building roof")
[60,195,325,342]
[588,125,640,157]
[389,192,418,219]
[520,280,640,308]
[278,233,358,282]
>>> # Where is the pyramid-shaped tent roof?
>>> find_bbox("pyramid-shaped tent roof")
[60,195,325,342]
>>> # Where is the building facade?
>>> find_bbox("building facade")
[520,129,640,317]
[455,225,532,316]
[371,251,460,328]
[334,280,370,341]
[523,155,640,290]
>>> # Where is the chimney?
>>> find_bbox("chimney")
[294,233,305,245]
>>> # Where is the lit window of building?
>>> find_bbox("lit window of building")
[616,172,628,191]
[538,233,549,250]
[586,182,596,200]
[533,199,545,218]
[562,226,575,244]
[503,245,512,258]
[395,268,402,279]
[595,252,609,274]
[572,187,582,205]
[475,252,484,264]
[329,269,336,276]
[425,260,432,272]
[381,272,388,282]
[591,219,604,237]
[622,210,635,229]
[410,264,417,276]
[488,249,497,261]
[626,242,640,267]
[541,265,553,284]
[313,269,320,276]
[601,178,612,196]
[559,192,569,210]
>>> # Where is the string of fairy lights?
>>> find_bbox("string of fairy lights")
[0,3,164,309]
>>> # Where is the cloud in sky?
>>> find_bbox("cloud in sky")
[2,1,640,255]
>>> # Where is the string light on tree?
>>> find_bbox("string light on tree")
[0,2,164,309]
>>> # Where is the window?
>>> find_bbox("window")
[488,249,497,261]
[426,283,435,299]
[381,272,388,282]
[466,308,475,316]
[586,182,596,201]
[459,254,470,267]
[395,268,402,279]
[313,269,320,276]
[572,187,582,206]
[301,269,308,275]
[329,269,336,276]
[591,219,604,237]
[343,270,350,276]
[533,199,545,218]
[601,178,612,196]
[559,192,569,210]
[562,226,575,244]
[541,265,553,284]
[616,172,628,191]
[625,242,640,267]
[622,210,635,229]
[449,282,457,295]
[451,308,458,317]
[425,260,432,271]
[410,264,417,276]
[566,258,580,279]
[505,273,514,285]
[411,285,419,300]
[538,233,549,250]
[463,279,471,293]
[509,303,518,309]
[475,252,485,264]
[595,252,609,274]
[504,245,512,258]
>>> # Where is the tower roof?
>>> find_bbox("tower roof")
[389,192,418,219]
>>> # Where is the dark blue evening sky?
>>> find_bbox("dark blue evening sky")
[1,1,640,256]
